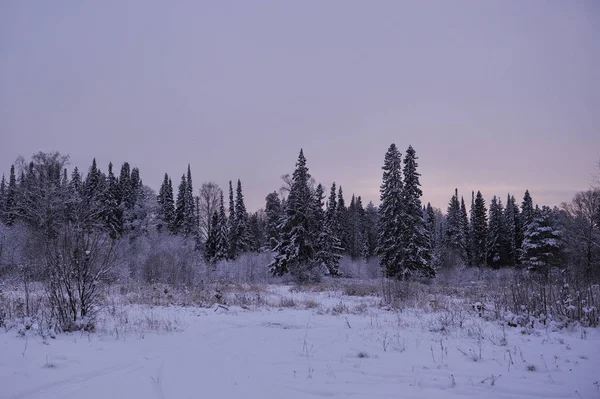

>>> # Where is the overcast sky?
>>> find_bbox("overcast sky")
[1,1,599,211]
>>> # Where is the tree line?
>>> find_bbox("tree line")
[0,149,599,286]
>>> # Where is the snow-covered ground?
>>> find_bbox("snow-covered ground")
[1,284,599,399]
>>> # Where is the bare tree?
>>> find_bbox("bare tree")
[197,182,222,242]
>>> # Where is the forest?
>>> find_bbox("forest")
[0,146,599,332]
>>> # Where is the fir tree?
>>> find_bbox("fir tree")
[445,189,467,265]
[486,196,506,267]
[118,162,131,206]
[214,192,229,262]
[227,180,237,258]
[0,174,6,224]
[174,174,187,234]
[269,149,319,281]
[336,186,350,254]
[184,165,197,238]
[204,211,219,263]
[521,205,563,277]
[377,143,405,278]
[400,145,433,278]
[470,191,488,266]
[504,194,519,266]
[265,191,282,251]
[316,183,342,275]
[233,179,251,256]
[104,162,123,238]
[157,173,175,233]
[521,190,534,230]
[363,201,379,260]
[460,196,471,266]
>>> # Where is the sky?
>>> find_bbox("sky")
[1,1,599,212]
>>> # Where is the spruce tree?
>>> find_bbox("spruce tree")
[486,196,506,267]
[265,191,282,251]
[3,166,16,226]
[460,196,471,266]
[157,173,175,233]
[184,165,196,238]
[269,149,319,281]
[364,201,379,260]
[521,205,563,277]
[470,191,488,266]
[233,179,251,255]
[504,194,519,266]
[336,186,350,254]
[377,143,404,278]
[445,189,467,265]
[0,174,6,224]
[204,211,219,263]
[227,180,237,258]
[316,183,342,275]
[521,190,534,230]
[214,192,230,262]
[118,162,131,206]
[174,174,187,235]
[400,145,433,278]
[104,162,123,238]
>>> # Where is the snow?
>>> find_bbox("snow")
[1,285,599,399]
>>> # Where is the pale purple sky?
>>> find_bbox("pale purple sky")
[1,1,599,212]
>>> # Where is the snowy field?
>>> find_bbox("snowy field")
[1,283,599,399]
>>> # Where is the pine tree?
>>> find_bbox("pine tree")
[104,162,123,238]
[377,143,405,278]
[118,162,131,206]
[347,195,365,260]
[157,173,175,233]
[460,196,471,266]
[174,174,187,235]
[336,186,350,254]
[504,194,519,266]
[316,183,343,275]
[184,165,197,238]
[269,149,319,281]
[486,196,506,267]
[445,189,467,265]
[400,145,433,278]
[233,179,251,256]
[520,190,535,261]
[204,211,219,263]
[470,191,488,266]
[0,174,6,224]
[227,180,237,258]
[521,205,563,277]
[363,201,379,260]
[265,191,282,251]
[214,192,229,262]
[521,190,534,230]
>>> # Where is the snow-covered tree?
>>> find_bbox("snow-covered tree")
[157,173,176,233]
[470,191,488,267]
[377,143,405,278]
[459,196,471,266]
[232,179,251,256]
[316,183,342,275]
[445,189,467,266]
[504,194,519,266]
[269,149,320,281]
[264,191,282,251]
[363,201,379,260]
[213,192,229,262]
[487,196,505,267]
[400,145,433,278]
[521,205,563,277]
